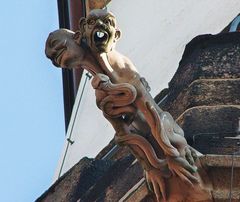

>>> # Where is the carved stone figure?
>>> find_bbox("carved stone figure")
[45,29,102,75]
[45,9,201,201]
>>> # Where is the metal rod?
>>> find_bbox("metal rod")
[229,153,234,202]
[58,73,90,178]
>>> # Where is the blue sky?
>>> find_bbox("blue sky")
[0,1,65,201]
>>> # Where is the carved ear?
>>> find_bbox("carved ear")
[115,29,122,41]
[79,17,87,34]
[73,31,82,45]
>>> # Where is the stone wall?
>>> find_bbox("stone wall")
[157,32,240,154]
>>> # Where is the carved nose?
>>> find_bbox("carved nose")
[96,19,104,26]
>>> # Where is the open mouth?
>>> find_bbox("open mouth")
[93,31,109,44]
[55,48,66,66]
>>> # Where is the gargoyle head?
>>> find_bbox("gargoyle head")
[45,29,82,68]
[78,9,121,53]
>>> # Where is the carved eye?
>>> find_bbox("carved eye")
[87,19,95,25]
[51,39,58,47]
[104,19,112,25]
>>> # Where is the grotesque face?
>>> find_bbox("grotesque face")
[45,29,82,69]
[79,9,121,53]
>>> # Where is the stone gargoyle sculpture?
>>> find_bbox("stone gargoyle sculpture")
[45,9,207,202]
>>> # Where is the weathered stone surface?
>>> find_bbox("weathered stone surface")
[193,136,240,155]
[78,155,143,202]
[166,32,240,104]
[122,155,240,202]
[36,157,113,202]
[154,33,240,156]
[120,179,150,202]
[212,190,240,202]
[161,79,240,119]
[176,105,240,144]
[201,155,240,202]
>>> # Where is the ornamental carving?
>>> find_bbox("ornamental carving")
[45,9,213,202]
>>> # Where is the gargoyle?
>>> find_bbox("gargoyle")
[77,8,198,175]
[45,9,199,201]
